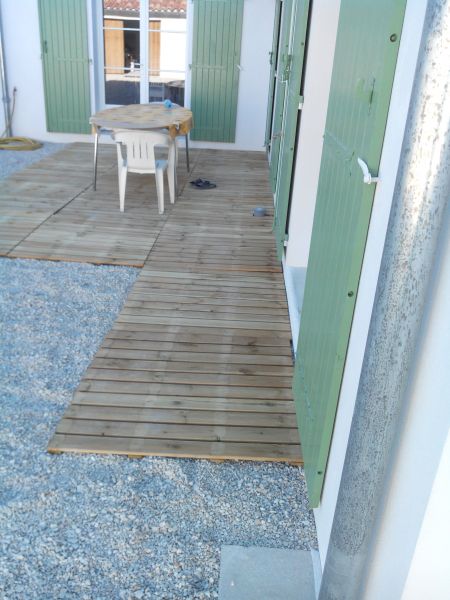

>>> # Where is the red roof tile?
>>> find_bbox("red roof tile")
[104,0,186,15]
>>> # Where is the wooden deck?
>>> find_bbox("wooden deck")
[0,143,301,463]
[3,143,198,266]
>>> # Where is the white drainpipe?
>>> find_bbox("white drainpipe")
[0,1,11,137]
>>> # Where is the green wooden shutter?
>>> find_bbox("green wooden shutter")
[268,0,293,193]
[273,0,310,258]
[38,0,91,134]
[293,0,407,507]
[190,0,244,142]
[264,0,283,150]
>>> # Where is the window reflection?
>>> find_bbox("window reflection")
[103,1,187,106]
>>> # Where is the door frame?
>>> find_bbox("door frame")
[92,0,187,110]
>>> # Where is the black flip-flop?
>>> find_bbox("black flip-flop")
[190,178,217,189]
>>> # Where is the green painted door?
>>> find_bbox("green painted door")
[273,0,310,258]
[264,0,283,150]
[268,0,293,192]
[38,0,91,134]
[293,0,406,507]
[190,0,244,142]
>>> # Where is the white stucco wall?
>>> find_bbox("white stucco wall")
[311,0,428,568]
[0,0,96,143]
[1,0,270,150]
[184,0,275,151]
[401,432,450,599]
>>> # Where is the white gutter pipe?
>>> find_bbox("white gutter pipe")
[318,1,450,597]
[0,1,11,137]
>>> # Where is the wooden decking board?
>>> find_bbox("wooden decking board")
[100,338,293,357]
[64,405,297,427]
[72,392,296,413]
[90,356,293,374]
[49,435,301,462]
[2,145,301,463]
[77,377,294,401]
[95,348,293,365]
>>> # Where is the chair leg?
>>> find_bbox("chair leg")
[155,168,165,214]
[167,164,175,204]
[118,165,127,212]
[185,134,190,172]
[168,143,176,203]
[93,130,99,191]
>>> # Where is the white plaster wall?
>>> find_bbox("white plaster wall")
[0,0,96,143]
[159,18,186,78]
[184,0,275,151]
[285,0,341,269]
[310,0,427,567]
[364,205,450,600]
[401,432,450,599]
[2,0,272,149]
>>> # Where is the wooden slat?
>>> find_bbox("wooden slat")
[49,434,302,462]
[65,404,297,427]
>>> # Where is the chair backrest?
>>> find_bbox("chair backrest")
[113,129,170,173]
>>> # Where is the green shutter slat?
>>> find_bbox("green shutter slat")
[273,0,310,258]
[38,0,91,134]
[264,0,283,150]
[190,0,244,142]
[293,0,407,508]
[268,0,293,192]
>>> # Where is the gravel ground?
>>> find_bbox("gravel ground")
[0,142,66,179]
[0,258,317,599]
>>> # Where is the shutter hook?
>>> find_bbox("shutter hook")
[357,157,380,184]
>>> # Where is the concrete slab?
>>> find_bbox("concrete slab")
[218,545,316,600]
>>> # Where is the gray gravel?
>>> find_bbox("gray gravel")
[0,258,317,599]
[0,142,66,179]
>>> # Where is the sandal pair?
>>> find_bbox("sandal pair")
[190,178,217,189]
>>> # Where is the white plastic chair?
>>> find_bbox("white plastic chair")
[149,101,189,171]
[113,129,175,214]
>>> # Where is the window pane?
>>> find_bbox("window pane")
[103,1,141,105]
[148,1,187,105]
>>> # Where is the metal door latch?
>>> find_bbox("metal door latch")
[357,157,380,184]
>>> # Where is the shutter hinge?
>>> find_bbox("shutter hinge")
[298,95,304,110]
[269,51,274,66]
[284,233,289,247]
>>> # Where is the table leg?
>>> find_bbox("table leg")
[185,134,190,172]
